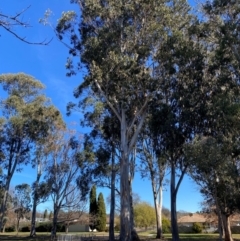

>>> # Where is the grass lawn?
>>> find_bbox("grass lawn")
[1,232,240,241]
[140,233,240,240]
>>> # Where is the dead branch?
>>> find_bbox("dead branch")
[0,5,52,45]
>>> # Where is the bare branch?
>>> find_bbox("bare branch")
[0,5,52,45]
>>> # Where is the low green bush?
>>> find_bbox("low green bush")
[35,222,65,232]
[36,222,52,232]
[192,222,203,233]
[5,226,15,232]
[162,217,171,233]
[114,223,120,232]
[21,226,30,232]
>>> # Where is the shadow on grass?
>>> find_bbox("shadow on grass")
[0,234,52,241]
[143,233,240,241]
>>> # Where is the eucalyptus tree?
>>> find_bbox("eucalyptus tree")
[0,73,62,232]
[137,118,168,239]
[185,135,240,241]
[56,1,192,240]
[14,184,31,233]
[30,119,64,237]
[202,0,240,64]
[44,128,83,238]
[81,113,120,240]
[151,20,211,240]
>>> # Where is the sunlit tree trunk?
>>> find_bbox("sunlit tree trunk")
[65,222,69,234]
[171,162,179,241]
[109,145,116,241]
[30,162,42,237]
[52,203,60,239]
[120,110,131,241]
[154,186,163,239]
[217,211,224,241]
[222,214,233,241]
[0,179,11,232]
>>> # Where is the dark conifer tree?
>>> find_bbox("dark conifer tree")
[89,185,97,230]
[96,192,106,232]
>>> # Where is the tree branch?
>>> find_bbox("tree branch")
[0,5,52,45]
[94,79,121,121]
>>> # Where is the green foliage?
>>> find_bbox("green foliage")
[192,222,203,233]
[134,202,156,229]
[21,226,30,232]
[5,226,15,232]
[162,217,171,233]
[35,222,52,232]
[35,222,65,232]
[89,185,97,229]
[0,73,64,230]
[114,220,120,232]
[55,0,240,240]
[186,135,240,217]
[96,192,106,232]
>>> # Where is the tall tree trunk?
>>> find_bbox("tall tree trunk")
[0,190,8,232]
[0,153,20,232]
[216,203,224,240]
[109,146,116,241]
[120,153,131,241]
[0,179,11,232]
[30,167,41,237]
[171,163,179,241]
[65,222,69,234]
[222,214,233,241]
[2,224,5,233]
[120,111,131,241]
[218,212,224,241]
[30,196,37,237]
[155,186,163,239]
[16,218,20,234]
[129,148,136,234]
[52,204,59,240]
[129,180,134,233]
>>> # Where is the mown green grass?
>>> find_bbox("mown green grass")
[140,233,240,240]
[1,232,240,241]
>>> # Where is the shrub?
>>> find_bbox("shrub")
[192,222,203,233]
[57,224,65,232]
[162,217,171,233]
[35,222,65,232]
[36,222,52,232]
[5,226,15,232]
[21,226,30,232]
[114,223,120,232]
[178,226,193,233]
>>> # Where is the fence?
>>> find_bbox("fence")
[58,234,119,241]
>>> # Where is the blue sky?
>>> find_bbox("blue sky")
[1,0,203,214]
